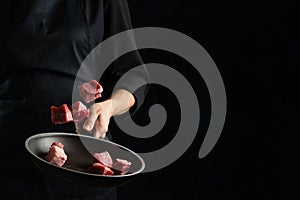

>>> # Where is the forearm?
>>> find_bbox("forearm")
[107,89,135,116]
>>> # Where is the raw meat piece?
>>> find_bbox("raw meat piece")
[93,151,113,168]
[87,162,114,175]
[51,141,64,149]
[51,104,73,124]
[112,159,132,175]
[69,101,89,122]
[50,101,89,125]
[79,80,103,103]
[88,151,131,175]
[44,142,67,167]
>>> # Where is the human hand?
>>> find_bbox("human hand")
[81,100,113,139]
[75,89,135,139]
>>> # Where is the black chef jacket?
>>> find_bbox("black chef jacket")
[0,0,148,199]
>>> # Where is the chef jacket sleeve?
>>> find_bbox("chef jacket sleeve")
[99,0,149,115]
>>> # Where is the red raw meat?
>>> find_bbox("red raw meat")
[69,101,89,122]
[51,141,64,149]
[88,151,131,176]
[87,162,114,175]
[93,151,113,168]
[79,80,103,103]
[44,142,68,167]
[51,101,89,125]
[112,159,132,175]
[51,104,73,124]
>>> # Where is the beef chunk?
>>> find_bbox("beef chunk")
[51,104,73,124]
[69,101,89,122]
[51,141,64,149]
[93,151,113,168]
[112,159,132,175]
[51,101,89,125]
[51,80,102,126]
[87,163,114,175]
[44,142,68,167]
[89,151,131,175]
[79,80,103,103]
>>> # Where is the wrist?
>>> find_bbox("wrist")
[106,99,114,117]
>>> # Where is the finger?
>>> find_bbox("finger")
[75,120,84,134]
[93,118,108,139]
[83,109,98,132]
[93,122,105,139]
[75,122,80,134]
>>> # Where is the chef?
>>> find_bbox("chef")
[0,0,148,199]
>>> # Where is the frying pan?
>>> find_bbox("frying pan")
[25,132,145,187]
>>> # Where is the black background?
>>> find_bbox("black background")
[111,1,284,200]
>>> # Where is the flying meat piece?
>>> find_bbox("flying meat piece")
[112,159,132,175]
[93,151,113,168]
[79,80,103,103]
[50,79,103,126]
[87,162,114,175]
[69,101,89,122]
[51,101,89,125]
[51,104,73,124]
[44,142,68,167]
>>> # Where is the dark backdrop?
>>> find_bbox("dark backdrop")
[111,1,283,200]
